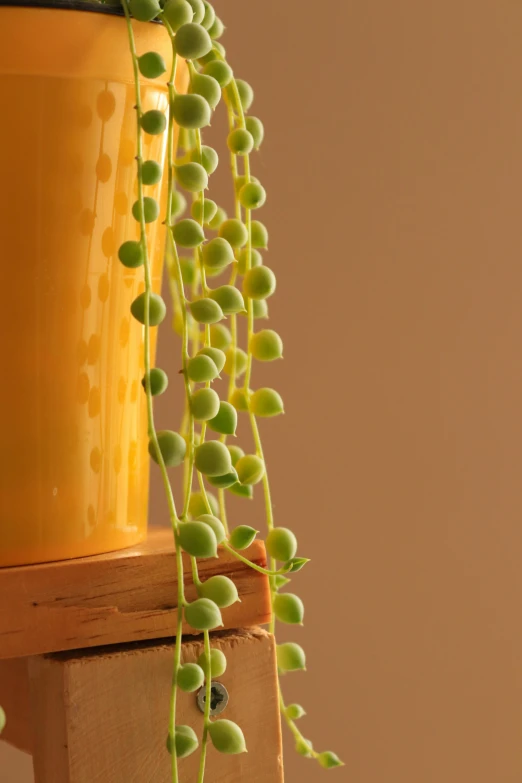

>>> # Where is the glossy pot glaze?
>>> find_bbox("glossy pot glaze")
[0,6,187,565]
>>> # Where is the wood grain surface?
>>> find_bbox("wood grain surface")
[0,531,271,659]
[24,627,283,782]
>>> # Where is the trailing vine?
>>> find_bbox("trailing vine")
[118,0,343,777]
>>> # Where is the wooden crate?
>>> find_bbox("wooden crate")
[0,531,283,782]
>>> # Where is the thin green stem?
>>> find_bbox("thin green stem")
[197,464,214,515]
[222,542,287,576]
[169,539,186,780]
[185,547,212,783]
[197,630,213,783]
[190,554,202,588]
[156,17,191,783]
[278,687,318,759]
[217,488,229,534]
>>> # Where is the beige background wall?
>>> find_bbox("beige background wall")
[5,0,522,780]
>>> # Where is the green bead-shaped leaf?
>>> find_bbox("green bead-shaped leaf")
[142,159,162,185]
[170,189,187,220]
[198,575,239,608]
[285,557,310,573]
[190,72,221,110]
[295,737,314,758]
[118,240,143,269]
[236,247,262,276]
[210,323,232,350]
[193,144,219,175]
[235,454,265,485]
[178,256,195,286]
[207,401,237,436]
[277,642,306,673]
[140,110,166,136]
[130,0,161,21]
[318,751,344,769]
[187,354,219,383]
[266,527,297,562]
[189,298,224,325]
[243,265,276,300]
[198,347,227,374]
[130,292,166,326]
[178,521,218,558]
[225,78,253,113]
[227,128,254,155]
[138,51,166,79]
[250,387,284,417]
[141,368,169,397]
[163,0,193,30]
[188,491,219,518]
[186,0,204,23]
[251,219,268,248]
[197,647,227,677]
[202,237,235,271]
[196,513,226,544]
[245,116,264,149]
[132,196,160,224]
[191,387,220,421]
[229,387,250,412]
[285,704,306,720]
[208,15,225,39]
[172,93,211,130]
[227,482,253,499]
[201,1,215,30]
[175,162,208,193]
[166,725,199,758]
[192,197,218,224]
[224,347,248,377]
[177,663,205,693]
[209,285,245,314]
[173,218,205,248]
[208,719,247,755]
[148,430,186,467]
[273,592,304,625]
[249,329,283,362]
[195,440,233,477]
[175,22,212,60]
[203,60,233,87]
[207,470,239,489]
[239,181,266,210]
[229,525,257,550]
[228,445,245,466]
[185,597,223,631]
[218,218,248,249]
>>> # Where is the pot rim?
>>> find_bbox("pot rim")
[0,0,151,18]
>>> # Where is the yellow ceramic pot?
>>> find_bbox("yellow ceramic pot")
[0,4,187,565]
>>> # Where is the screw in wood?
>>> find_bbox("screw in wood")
[196,681,229,717]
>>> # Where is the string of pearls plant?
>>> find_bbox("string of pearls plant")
[117,0,343,777]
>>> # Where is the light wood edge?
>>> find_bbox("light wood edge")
[0,531,271,659]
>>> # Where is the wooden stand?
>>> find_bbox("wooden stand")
[0,531,284,782]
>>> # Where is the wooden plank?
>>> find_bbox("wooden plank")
[0,658,31,753]
[29,655,69,782]
[0,531,271,660]
[29,627,283,783]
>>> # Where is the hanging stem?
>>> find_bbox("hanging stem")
[197,629,213,783]
[222,542,290,576]
[157,15,188,783]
